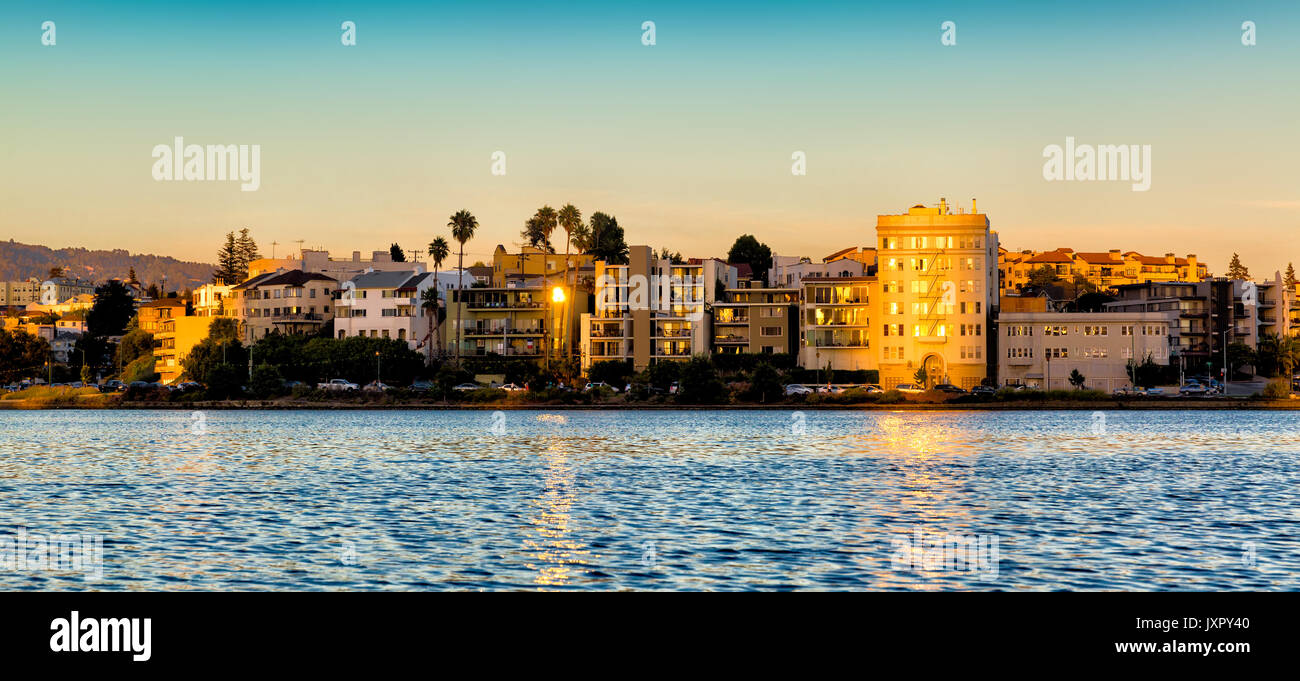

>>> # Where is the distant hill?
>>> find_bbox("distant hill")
[0,239,214,290]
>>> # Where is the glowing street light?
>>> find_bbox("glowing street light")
[551,286,566,304]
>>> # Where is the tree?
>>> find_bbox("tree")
[115,329,155,368]
[1068,368,1086,389]
[913,367,929,388]
[1226,253,1250,281]
[214,232,241,284]
[645,360,681,391]
[1227,342,1257,377]
[1257,333,1300,378]
[569,220,592,254]
[658,247,683,264]
[1026,265,1061,289]
[420,287,441,364]
[1063,274,1098,299]
[557,203,582,363]
[448,210,479,364]
[426,236,450,361]
[587,212,629,265]
[0,329,49,382]
[1126,354,1162,389]
[127,267,138,284]
[727,235,773,284]
[1286,263,1297,287]
[48,266,64,278]
[235,228,261,280]
[587,359,633,386]
[676,355,727,404]
[748,362,783,403]
[390,243,406,262]
[86,280,136,338]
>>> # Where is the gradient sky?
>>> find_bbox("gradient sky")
[2,1,1298,277]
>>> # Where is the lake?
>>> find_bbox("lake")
[0,409,1296,590]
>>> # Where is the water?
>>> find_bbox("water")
[0,409,1297,590]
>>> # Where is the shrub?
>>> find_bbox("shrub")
[1261,378,1291,399]
[877,389,904,404]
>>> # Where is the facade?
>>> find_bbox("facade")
[1104,279,1257,370]
[998,311,1176,391]
[192,283,234,318]
[248,248,426,283]
[799,276,875,371]
[0,278,42,307]
[24,293,95,317]
[333,269,438,349]
[712,281,800,356]
[1254,271,1296,340]
[230,270,338,342]
[769,250,870,288]
[999,248,1208,294]
[581,245,735,371]
[446,284,550,360]
[154,316,214,384]
[136,299,188,334]
[490,245,595,288]
[875,199,999,389]
[39,277,96,306]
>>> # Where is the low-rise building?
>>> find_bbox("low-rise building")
[711,281,800,356]
[230,270,338,342]
[39,277,96,306]
[334,269,439,349]
[799,276,875,371]
[998,311,1176,391]
[136,299,188,334]
[999,247,1208,294]
[0,278,42,307]
[248,248,426,283]
[768,249,870,288]
[192,283,234,318]
[154,316,214,384]
[446,284,550,360]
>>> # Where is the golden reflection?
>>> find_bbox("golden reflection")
[523,439,590,588]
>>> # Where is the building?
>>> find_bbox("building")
[1255,271,1296,340]
[1104,278,1262,372]
[230,270,338,342]
[711,281,801,356]
[0,278,42,307]
[334,269,439,349]
[23,293,95,317]
[999,247,1208,294]
[490,245,595,288]
[154,316,215,384]
[875,199,999,389]
[39,277,96,306]
[768,249,870,288]
[799,276,875,371]
[192,283,234,318]
[580,245,735,371]
[998,311,1176,391]
[136,299,189,334]
[248,248,426,282]
[446,283,550,360]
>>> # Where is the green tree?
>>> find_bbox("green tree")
[748,362,783,403]
[1285,263,1297,287]
[727,235,773,284]
[86,280,136,338]
[645,360,681,391]
[676,355,727,404]
[1068,368,1086,389]
[80,364,92,384]
[522,206,557,253]
[235,228,260,280]
[114,329,155,367]
[1026,265,1061,289]
[249,364,285,398]
[0,329,49,382]
[448,210,479,364]
[1226,252,1250,280]
[557,203,582,363]
[587,212,629,265]
[389,243,406,262]
[1227,342,1257,377]
[587,359,632,386]
[913,367,928,388]
[214,232,241,284]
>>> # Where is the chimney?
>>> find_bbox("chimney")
[1186,254,1198,278]
[971,198,977,214]
[352,251,361,262]
[939,197,948,214]
[1164,252,1175,264]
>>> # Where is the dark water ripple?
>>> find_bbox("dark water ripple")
[0,409,1297,590]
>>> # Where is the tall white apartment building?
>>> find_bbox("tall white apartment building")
[334,268,439,349]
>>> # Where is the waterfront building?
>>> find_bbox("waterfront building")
[998,311,1176,391]
[799,275,876,371]
[711,280,801,356]
[1254,271,1296,340]
[999,248,1208,294]
[445,283,550,361]
[154,316,215,384]
[875,199,999,389]
[768,249,870,288]
[248,248,426,283]
[580,245,735,372]
[136,298,188,334]
[333,269,439,349]
[490,244,595,288]
[192,283,234,318]
[1104,279,1257,371]
[230,269,337,342]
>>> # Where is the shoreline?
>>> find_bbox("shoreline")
[3,398,1298,411]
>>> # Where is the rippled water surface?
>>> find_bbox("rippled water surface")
[1,409,1297,590]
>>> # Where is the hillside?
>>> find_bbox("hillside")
[0,239,214,290]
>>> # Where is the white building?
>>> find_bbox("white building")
[997,311,1177,391]
[769,251,869,288]
[333,268,441,350]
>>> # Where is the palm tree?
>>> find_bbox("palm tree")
[557,204,582,363]
[527,206,558,362]
[426,236,450,359]
[420,287,440,365]
[448,210,478,364]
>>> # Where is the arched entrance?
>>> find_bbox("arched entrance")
[921,353,946,388]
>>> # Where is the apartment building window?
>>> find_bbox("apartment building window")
[1047,347,1067,359]
[760,326,782,337]
[1007,347,1033,358]
[960,345,982,360]
[909,281,932,294]
[1082,325,1109,336]
[1044,325,1067,336]
[761,306,782,318]
[274,290,282,298]
[1121,325,1134,336]
[910,258,929,271]
[959,280,981,293]
[883,324,903,336]
[881,237,898,250]
[936,236,954,248]
[309,289,316,298]
[887,302,902,315]
[882,281,901,293]
[885,258,902,271]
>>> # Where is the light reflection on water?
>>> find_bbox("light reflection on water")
[0,409,1297,591]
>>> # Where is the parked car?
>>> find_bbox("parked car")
[863,384,884,394]
[363,381,393,392]
[1144,387,1165,396]
[970,385,997,396]
[99,380,125,393]
[128,381,151,389]
[583,381,618,392]
[280,380,306,390]
[784,384,813,396]
[176,381,204,392]
[933,383,966,394]
[317,378,359,392]
[894,384,925,394]
[410,379,435,392]
[1179,383,1208,396]
[499,383,524,392]
[452,383,481,392]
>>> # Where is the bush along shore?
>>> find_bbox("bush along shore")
[3,383,1297,410]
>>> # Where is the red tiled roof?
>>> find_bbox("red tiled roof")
[1026,250,1074,264]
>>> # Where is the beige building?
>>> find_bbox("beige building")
[248,248,426,282]
[712,281,800,356]
[0,278,42,307]
[230,270,338,342]
[192,283,234,318]
[998,311,1176,391]
[490,244,596,289]
[875,199,999,389]
[445,284,550,361]
[799,276,875,371]
[137,299,188,335]
[581,246,735,371]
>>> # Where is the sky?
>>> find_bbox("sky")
[2,1,1298,277]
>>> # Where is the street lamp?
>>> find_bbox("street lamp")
[375,350,381,386]
[548,286,566,373]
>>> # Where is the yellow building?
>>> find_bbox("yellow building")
[154,316,215,384]
[799,276,875,371]
[999,248,1208,293]
[445,285,551,361]
[491,245,595,288]
[136,299,188,334]
[0,278,42,306]
[876,199,998,389]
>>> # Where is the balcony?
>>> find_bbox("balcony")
[714,334,748,344]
